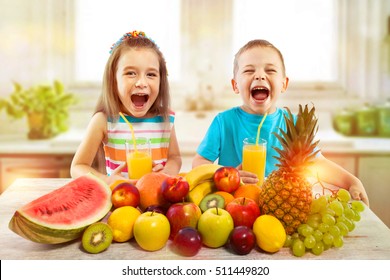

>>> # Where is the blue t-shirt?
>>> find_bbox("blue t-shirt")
[196,107,297,176]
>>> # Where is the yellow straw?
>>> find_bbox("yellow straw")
[256,112,268,145]
[119,112,137,152]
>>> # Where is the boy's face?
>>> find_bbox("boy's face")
[116,48,160,118]
[231,46,289,115]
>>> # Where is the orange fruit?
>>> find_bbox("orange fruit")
[233,184,262,204]
[213,191,235,207]
[135,173,171,211]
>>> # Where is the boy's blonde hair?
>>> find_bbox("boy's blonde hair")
[233,39,286,77]
[95,33,171,121]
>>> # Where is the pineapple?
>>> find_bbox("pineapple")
[259,104,320,235]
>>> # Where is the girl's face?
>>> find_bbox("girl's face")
[116,48,160,118]
[231,47,289,115]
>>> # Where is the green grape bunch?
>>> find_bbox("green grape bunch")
[284,188,365,257]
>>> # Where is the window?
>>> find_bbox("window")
[74,0,181,83]
[232,0,338,85]
[70,0,387,100]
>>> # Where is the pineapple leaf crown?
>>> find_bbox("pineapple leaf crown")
[273,104,320,173]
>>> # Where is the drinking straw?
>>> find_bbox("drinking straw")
[119,112,137,152]
[256,112,268,145]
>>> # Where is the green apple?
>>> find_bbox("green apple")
[197,207,234,248]
[133,211,170,251]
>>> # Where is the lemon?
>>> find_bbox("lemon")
[252,215,286,253]
[107,206,141,242]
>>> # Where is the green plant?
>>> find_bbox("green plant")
[0,80,77,139]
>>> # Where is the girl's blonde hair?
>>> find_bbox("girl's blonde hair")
[94,33,171,121]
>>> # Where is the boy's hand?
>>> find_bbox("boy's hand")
[349,183,370,207]
[236,164,259,185]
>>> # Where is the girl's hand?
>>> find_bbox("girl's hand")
[105,162,132,185]
[152,162,164,173]
[236,164,259,185]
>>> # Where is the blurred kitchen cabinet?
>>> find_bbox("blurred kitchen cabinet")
[358,156,390,228]
[0,155,73,193]
[322,153,358,176]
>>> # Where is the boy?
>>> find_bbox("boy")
[192,39,369,205]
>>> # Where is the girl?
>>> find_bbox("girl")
[71,31,182,185]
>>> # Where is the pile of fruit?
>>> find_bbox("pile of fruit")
[8,168,365,257]
[8,105,366,257]
[83,165,287,256]
[82,164,364,257]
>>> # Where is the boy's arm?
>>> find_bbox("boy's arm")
[309,154,369,206]
[192,154,213,168]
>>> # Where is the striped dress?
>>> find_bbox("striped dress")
[104,112,175,178]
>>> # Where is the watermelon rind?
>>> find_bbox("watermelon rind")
[8,173,112,244]
[9,212,87,244]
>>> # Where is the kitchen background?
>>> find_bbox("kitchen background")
[0,0,390,226]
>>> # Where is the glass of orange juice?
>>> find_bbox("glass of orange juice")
[125,137,153,180]
[242,137,267,186]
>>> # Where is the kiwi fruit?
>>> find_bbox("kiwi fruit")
[82,222,113,254]
[199,194,225,212]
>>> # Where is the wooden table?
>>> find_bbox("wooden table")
[1,178,389,260]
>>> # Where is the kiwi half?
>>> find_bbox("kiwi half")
[82,222,113,254]
[199,194,225,212]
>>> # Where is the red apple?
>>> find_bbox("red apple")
[111,182,140,208]
[213,166,241,193]
[165,202,202,239]
[225,197,261,228]
[229,226,256,255]
[161,176,190,203]
[173,227,202,257]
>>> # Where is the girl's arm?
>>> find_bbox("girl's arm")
[158,125,182,175]
[70,112,126,185]
[309,154,369,206]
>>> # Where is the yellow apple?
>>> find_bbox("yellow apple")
[133,211,170,251]
[197,207,234,248]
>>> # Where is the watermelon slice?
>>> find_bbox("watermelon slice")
[9,173,112,244]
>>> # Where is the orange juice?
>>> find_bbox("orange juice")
[127,151,152,179]
[242,138,267,186]
[125,137,152,180]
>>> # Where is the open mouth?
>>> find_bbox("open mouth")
[251,86,269,101]
[131,93,149,108]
